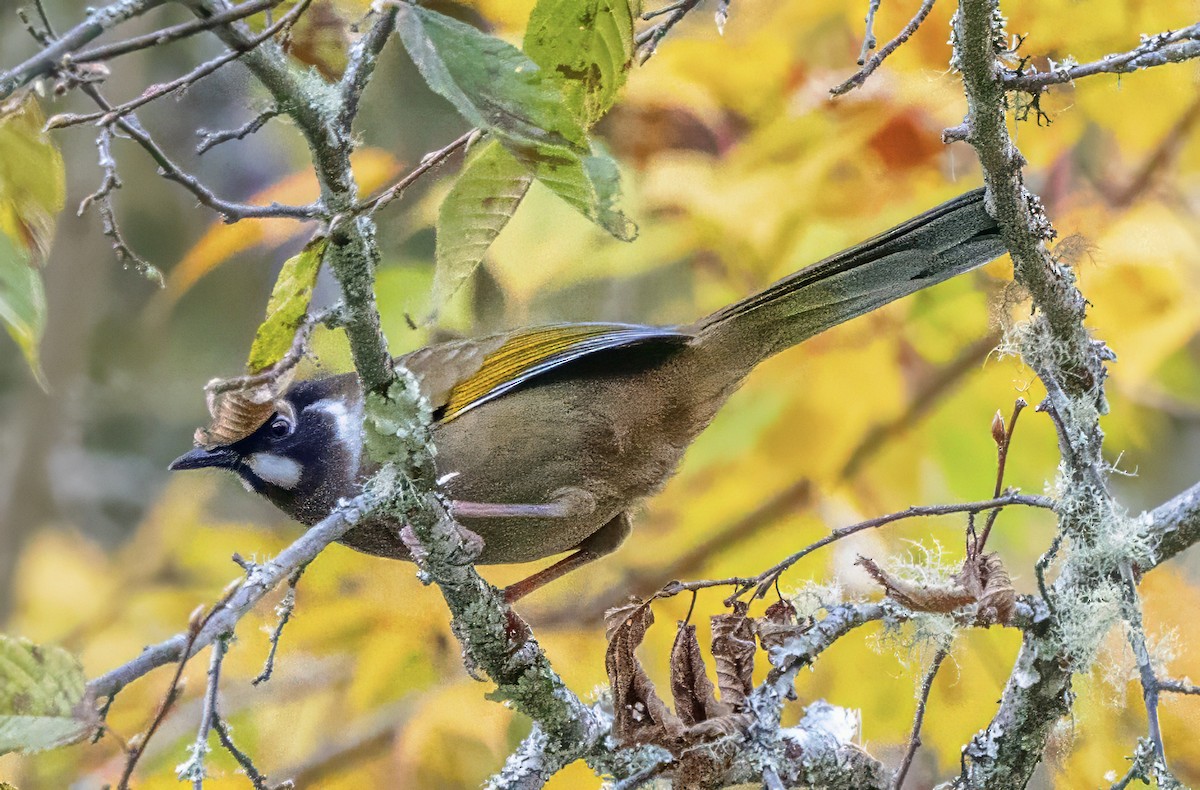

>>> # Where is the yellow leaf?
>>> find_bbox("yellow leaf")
[247,237,328,372]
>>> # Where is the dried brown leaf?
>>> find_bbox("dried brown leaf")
[194,375,292,448]
[710,602,755,711]
[604,601,683,746]
[856,551,1017,625]
[670,623,728,726]
[855,555,976,613]
[959,551,1016,625]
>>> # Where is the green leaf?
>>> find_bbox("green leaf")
[247,236,327,373]
[432,140,532,318]
[396,4,635,240]
[0,234,47,388]
[0,94,65,387]
[524,0,637,127]
[395,4,588,154]
[532,140,637,240]
[0,635,97,755]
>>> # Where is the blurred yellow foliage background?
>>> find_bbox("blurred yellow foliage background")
[2,0,1200,787]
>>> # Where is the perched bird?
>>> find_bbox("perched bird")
[171,188,1005,601]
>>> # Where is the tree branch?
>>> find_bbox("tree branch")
[0,0,169,100]
[87,493,377,699]
[1003,23,1200,92]
[1146,480,1200,568]
[79,83,322,222]
[945,0,1143,784]
[72,0,285,65]
[830,0,937,97]
[337,5,400,130]
[46,0,313,130]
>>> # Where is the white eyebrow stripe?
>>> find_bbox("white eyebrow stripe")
[304,396,364,474]
[245,453,304,490]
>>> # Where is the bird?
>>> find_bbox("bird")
[170,188,1006,602]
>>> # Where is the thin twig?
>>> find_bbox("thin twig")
[212,717,271,790]
[32,0,58,37]
[643,493,1052,602]
[830,0,937,96]
[17,6,54,46]
[196,106,284,154]
[253,564,306,685]
[0,0,169,100]
[88,493,377,700]
[1118,562,1169,775]
[116,587,239,790]
[79,84,320,222]
[1158,679,1200,696]
[177,633,231,788]
[893,647,950,789]
[47,0,313,130]
[635,0,703,63]
[743,493,1053,601]
[357,129,476,215]
[337,4,400,129]
[77,126,163,284]
[206,309,326,397]
[858,0,883,65]
[976,397,1028,551]
[72,0,284,65]
[1003,23,1200,92]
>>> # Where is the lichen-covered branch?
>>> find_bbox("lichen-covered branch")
[182,0,395,393]
[1003,23,1200,92]
[1146,480,1200,568]
[944,0,1176,785]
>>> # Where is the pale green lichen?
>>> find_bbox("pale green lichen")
[362,367,435,470]
[786,578,848,621]
[865,541,959,669]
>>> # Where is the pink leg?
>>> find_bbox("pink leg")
[450,487,596,520]
[503,513,633,602]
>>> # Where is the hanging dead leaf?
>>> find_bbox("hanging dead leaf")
[753,597,810,653]
[670,622,728,726]
[604,601,683,746]
[710,602,755,711]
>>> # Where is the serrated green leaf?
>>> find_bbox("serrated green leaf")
[0,635,96,755]
[395,4,588,153]
[247,237,327,373]
[532,140,637,240]
[397,4,634,240]
[0,94,64,388]
[524,0,637,127]
[432,140,532,318]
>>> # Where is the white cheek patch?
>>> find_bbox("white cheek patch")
[305,396,363,474]
[245,453,304,490]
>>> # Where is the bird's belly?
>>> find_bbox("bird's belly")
[430,364,711,564]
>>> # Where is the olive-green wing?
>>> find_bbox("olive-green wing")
[402,323,693,423]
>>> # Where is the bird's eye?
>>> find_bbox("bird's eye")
[268,417,294,439]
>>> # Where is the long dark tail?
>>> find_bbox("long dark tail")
[695,188,1005,372]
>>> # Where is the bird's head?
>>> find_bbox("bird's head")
[169,376,364,523]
